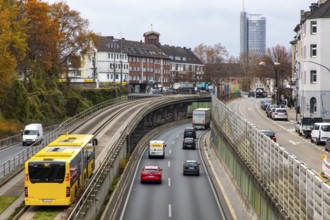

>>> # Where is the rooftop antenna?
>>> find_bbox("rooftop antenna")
[151,23,153,31]
[242,0,245,12]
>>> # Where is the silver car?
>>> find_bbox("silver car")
[271,108,288,121]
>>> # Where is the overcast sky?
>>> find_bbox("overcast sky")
[47,0,316,57]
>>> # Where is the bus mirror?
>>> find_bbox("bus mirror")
[92,138,98,146]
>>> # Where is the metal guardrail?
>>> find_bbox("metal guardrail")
[211,94,330,219]
[0,125,60,150]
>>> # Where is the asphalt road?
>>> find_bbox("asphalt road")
[121,124,224,220]
[228,96,325,172]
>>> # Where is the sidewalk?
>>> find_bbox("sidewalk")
[286,107,298,122]
[200,131,257,220]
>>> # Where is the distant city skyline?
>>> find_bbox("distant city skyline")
[45,0,316,58]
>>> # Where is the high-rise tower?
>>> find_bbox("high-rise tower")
[240,5,266,56]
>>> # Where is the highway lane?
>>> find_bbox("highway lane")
[121,124,224,220]
[0,144,23,163]
[227,96,325,172]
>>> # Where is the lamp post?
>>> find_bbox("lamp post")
[259,61,280,104]
[120,60,123,87]
[120,38,123,87]
[113,43,116,84]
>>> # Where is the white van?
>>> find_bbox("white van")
[311,122,330,145]
[22,123,43,146]
[148,140,166,159]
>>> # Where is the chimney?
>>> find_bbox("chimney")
[310,3,319,13]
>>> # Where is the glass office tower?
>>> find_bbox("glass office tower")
[240,12,266,56]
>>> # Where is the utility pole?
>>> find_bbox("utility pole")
[113,41,116,84]
[92,51,96,82]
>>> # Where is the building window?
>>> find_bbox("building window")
[311,21,317,34]
[310,44,317,57]
[310,70,317,83]
[310,97,317,113]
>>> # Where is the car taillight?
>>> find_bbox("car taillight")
[196,166,200,170]
[184,166,188,169]
[272,137,277,142]
[25,187,28,197]
[66,187,70,197]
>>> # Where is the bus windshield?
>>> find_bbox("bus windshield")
[28,161,65,183]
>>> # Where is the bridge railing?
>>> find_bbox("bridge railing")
[211,93,330,220]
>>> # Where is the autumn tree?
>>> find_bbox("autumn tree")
[0,0,27,91]
[19,0,58,83]
[1,0,96,124]
[49,2,96,77]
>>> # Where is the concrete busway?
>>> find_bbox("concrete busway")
[0,95,133,184]
[211,94,330,219]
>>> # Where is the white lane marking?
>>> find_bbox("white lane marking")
[169,149,172,154]
[168,178,171,187]
[168,204,172,218]
[168,161,171,167]
[172,141,175,145]
[289,140,300,145]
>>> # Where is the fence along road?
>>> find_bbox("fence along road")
[211,94,330,219]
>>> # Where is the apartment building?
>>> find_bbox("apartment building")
[292,0,330,120]
[80,30,203,91]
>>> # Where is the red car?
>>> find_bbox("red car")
[140,166,163,184]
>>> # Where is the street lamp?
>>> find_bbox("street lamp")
[119,38,123,87]
[259,61,281,104]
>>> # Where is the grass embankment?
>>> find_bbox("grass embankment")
[0,196,18,214]
[33,208,59,220]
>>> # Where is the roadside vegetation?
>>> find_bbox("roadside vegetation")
[0,1,124,138]
[0,196,18,215]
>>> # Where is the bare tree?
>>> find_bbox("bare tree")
[193,43,228,64]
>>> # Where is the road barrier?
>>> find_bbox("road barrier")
[211,94,330,219]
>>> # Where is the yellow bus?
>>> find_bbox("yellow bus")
[24,134,97,206]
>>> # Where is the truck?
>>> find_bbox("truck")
[192,108,211,130]
[22,123,43,146]
[295,117,323,138]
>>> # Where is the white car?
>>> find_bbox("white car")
[311,122,330,145]
[271,108,288,121]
